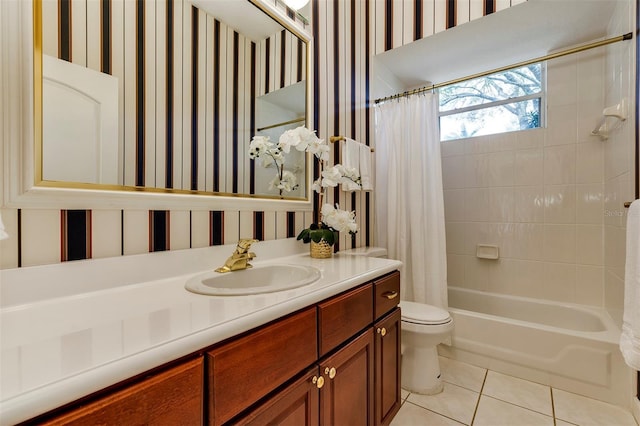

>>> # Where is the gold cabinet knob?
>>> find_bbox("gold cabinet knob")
[312,375,325,389]
[324,366,337,379]
[377,327,387,336]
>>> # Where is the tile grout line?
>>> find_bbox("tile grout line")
[480,394,556,422]
[472,371,555,420]
[469,368,489,425]
[403,400,468,425]
[551,387,557,426]
[438,361,634,426]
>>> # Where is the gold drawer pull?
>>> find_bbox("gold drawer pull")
[312,375,325,389]
[324,366,337,379]
[376,327,387,337]
[382,291,398,300]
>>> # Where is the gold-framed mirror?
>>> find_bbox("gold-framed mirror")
[33,0,310,202]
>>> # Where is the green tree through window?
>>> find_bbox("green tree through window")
[438,63,544,141]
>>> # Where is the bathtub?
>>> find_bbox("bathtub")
[438,286,633,407]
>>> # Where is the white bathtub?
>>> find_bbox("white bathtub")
[438,286,633,407]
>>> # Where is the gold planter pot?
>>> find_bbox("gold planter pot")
[310,240,333,258]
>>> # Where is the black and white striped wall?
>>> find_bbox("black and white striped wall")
[41,0,305,193]
[0,0,522,269]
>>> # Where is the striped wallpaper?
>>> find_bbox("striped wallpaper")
[1,0,522,269]
[373,0,525,54]
[41,0,305,193]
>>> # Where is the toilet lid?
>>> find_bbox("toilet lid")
[400,300,451,325]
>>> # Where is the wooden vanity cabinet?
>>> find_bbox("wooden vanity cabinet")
[317,283,373,356]
[39,357,204,425]
[28,271,400,426]
[207,307,317,425]
[230,367,321,426]
[318,328,375,426]
[373,271,402,426]
[375,308,402,426]
[374,272,400,318]
[233,309,376,426]
[231,271,401,426]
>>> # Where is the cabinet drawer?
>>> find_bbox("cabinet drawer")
[42,358,204,425]
[207,307,317,426]
[318,284,373,357]
[374,272,400,320]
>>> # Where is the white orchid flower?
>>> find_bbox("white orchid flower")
[341,180,361,191]
[248,135,274,158]
[311,178,323,194]
[306,138,329,161]
[0,213,8,240]
[278,128,303,153]
[268,170,298,193]
[315,143,331,161]
[280,170,298,192]
[320,203,358,234]
[321,165,343,187]
[321,203,336,218]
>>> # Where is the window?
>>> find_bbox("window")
[438,63,545,141]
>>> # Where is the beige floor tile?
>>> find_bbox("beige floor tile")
[439,356,487,392]
[553,389,637,426]
[397,359,635,426]
[473,395,554,426]
[390,401,464,426]
[482,370,552,415]
[407,382,479,425]
[555,420,578,426]
[401,388,410,401]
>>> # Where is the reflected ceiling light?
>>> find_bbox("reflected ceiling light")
[281,0,309,10]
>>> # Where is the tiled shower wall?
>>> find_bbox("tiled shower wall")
[603,0,636,327]
[442,4,636,315]
[442,50,613,307]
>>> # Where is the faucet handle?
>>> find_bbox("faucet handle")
[236,238,258,254]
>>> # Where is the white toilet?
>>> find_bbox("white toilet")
[340,247,454,395]
[399,300,453,394]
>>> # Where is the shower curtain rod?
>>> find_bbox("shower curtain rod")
[373,32,633,105]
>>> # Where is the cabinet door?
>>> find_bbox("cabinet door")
[208,307,317,426]
[42,357,203,425]
[375,308,402,426]
[232,367,321,426]
[319,329,374,426]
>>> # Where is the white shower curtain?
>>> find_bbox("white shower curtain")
[374,93,448,308]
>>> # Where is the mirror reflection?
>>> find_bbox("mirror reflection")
[39,0,308,199]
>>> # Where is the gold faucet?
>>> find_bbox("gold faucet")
[215,239,258,273]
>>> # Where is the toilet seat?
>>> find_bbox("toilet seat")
[400,300,451,325]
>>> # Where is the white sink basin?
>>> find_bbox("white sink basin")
[184,264,321,296]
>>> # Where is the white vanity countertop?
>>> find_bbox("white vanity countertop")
[0,244,401,425]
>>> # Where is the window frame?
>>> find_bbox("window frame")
[437,62,547,141]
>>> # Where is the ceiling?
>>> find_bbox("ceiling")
[373,0,623,93]
[191,0,285,42]
[258,80,306,115]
